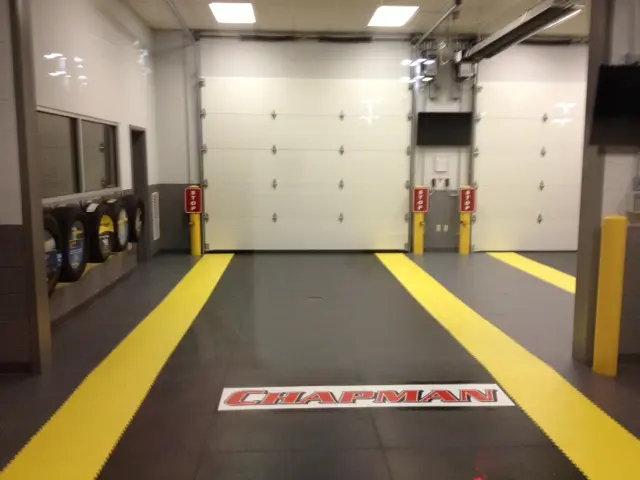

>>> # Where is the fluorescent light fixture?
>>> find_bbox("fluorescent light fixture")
[73,56,83,62]
[208,2,256,24]
[44,53,63,59]
[48,71,67,77]
[410,58,425,67]
[464,0,583,62]
[368,6,419,27]
[400,59,412,66]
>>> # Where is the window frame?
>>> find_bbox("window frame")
[37,107,121,205]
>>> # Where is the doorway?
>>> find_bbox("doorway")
[130,126,152,262]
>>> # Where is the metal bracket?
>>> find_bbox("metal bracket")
[201,144,208,154]
[471,214,477,224]
[203,178,209,189]
[541,147,547,157]
[198,78,206,88]
[339,145,345,155]
[339,110,345,120]
[338,213,344,223]
[272,213,278,223]
[405,180,410,190]
[539,180,545,191]
[473,147,480,157]
[204,213,210,223]
[474,114,482,123]
[542,113,549,123]
[272,179,278,189]
[537,214,544,224]
[338,179,344,190]
[200,108,207,118]
[475,84,483,92]
[271,109,277,120]
[272,145,277,155]
[407,111,413,121]
[405,213,410,222]
[406,145,411,156]
[204,242,210,251]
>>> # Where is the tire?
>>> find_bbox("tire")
[84,202,115,263]
[44,212,62,296]
[123,194,145,243]
[106,198,130,252]
[51,205,88,282]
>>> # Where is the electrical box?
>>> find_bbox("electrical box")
[456,62,474,80]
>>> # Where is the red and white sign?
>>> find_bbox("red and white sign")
[413,187,430,213]
[460,187,477,213]
[218,384,513,411]
[184,186,203,214]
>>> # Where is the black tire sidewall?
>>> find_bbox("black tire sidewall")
[106,199,130,252]
[85,202,115,263]
[123,195,145,243]
[52,206,88,282]
[43,212,62,296]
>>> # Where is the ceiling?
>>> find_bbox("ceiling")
[125,0,589,37]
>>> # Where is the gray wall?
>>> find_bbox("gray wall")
[156,183,190,252]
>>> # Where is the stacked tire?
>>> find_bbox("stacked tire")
[123,194,145,244]
[44,212,62,296]
[84,201,116,263]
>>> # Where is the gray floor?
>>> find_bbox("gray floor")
[0,254,196,469]
[410,252,640,438]
[100,254,583,480]
[520,252,577,276]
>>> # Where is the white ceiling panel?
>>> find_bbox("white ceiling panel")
[124,0,589,37]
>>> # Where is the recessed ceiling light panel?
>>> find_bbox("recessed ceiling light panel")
[368,6,419,27]
[209,2,256,24]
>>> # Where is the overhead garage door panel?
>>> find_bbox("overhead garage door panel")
[205,77,411,116]
[202,66,410,251]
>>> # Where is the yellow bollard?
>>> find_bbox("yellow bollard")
[459,212,471,255]
[189,213,202,257]
[413,213,425,254]
[593,215,628,377]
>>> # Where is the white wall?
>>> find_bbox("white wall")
[0,0,22,224]
[153,30,198,185]
[31,0,158,188]
[414,48,474,191]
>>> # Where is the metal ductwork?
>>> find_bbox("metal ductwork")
[464,0,583,62]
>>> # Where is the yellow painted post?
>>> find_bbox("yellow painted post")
[593,215,628,377]
[413,213,425,254]
[459,212,471,255]
[189,213,202,257]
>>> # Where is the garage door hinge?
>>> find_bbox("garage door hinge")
[404,242,409,251]
[540,147,547,157]
[339,110,345,120]
[201,144,208,154]
[200,108,207,118]
[272,213,278,223]
[204,213,209,223]
[474,114,482,123]
[405,213,410,222]
[471,214,477,224]
[405,180,410,190]
[271,110,277,120]
[539,180,545,191]
[537,214,544,224]
[406,146,411,156]
[339,145,345,155]
[473,147,479,157]
[199,78,206,88]
[272,145,278,155]
[542,113,549,123]
[203,179,209,189]
[407,111,412,121]
[204,242,210,250]
[338,213,344,223]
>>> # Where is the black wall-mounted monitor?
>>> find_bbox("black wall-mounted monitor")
[417,112,473,147]
[591,65,640,147]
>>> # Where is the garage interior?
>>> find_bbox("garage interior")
[1,0,640,479]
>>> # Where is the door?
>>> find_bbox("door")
[472,81,586,251]
[202,76,411,251]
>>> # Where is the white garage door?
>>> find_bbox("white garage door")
[201,45,410,251]
[472,46,587,251]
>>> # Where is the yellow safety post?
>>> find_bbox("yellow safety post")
[593,215,628,377]
[413,213,425,254]
[459,212,471,255]
[189,213,202,257]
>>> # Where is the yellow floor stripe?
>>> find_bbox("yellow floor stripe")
[376,253,640,480]
[488,252,576,293]
[1,254,233,480]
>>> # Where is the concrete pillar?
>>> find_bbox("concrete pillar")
[0,0,51,372]
[573,0,640,364]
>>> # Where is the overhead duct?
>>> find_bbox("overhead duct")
[464,0,583,62]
